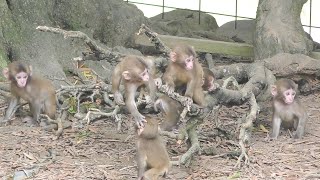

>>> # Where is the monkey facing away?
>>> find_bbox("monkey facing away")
[162,44,206,107]
[136,116,170,180]
[270,78,307,139]
[111,55,156,128]
[2,61,56,125]
[154,95,183,131]
[202,67,216,92]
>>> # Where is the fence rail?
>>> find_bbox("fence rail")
[126,0,319,35]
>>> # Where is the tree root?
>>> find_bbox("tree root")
[235,92,259,168]
[169,119,202,167]
[41,109,70,140]
[82,106,122,131]
[179,122,201,166]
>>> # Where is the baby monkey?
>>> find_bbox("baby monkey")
[2,61,56,125]
[154,95,183,131]
[136,116,170,180]
[111,55,156,128]
[270,78,307,139]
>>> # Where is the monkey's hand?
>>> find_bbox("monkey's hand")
[114,91,125,105]
[134,113,146,128]
[154,78,162,88]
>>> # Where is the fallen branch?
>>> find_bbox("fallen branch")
[137,24,171,55]
[36,26,122,62]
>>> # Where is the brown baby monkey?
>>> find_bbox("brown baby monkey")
[136,116,170,180]
[270,78,307,139]
[2,61,56,125]
[154,95,183,131]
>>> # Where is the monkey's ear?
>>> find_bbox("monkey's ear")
[122,71,131,80]
[29,65,33,76]
[271,85,277,96]
[2,68,9,79]
[170,51,177,62]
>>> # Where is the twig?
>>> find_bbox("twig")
[36,26,121,62]
[83,106,121,131]
[137,24,171,55]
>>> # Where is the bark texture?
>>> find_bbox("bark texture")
[254,0,313,59]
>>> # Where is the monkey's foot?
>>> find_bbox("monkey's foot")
[114,91,125,105]
[292,130,303,139]
[264,133,277,141]
[22,116,39,127]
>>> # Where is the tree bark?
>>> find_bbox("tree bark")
[254,0,313,59]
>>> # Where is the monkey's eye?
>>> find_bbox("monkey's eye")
[141,72,147,77]
[186,57,193,63]
[292,92,296,96]
[285,92,290,96]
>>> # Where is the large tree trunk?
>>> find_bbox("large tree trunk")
[254,0,313,60]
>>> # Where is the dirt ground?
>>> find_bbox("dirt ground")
[0,92,319,180]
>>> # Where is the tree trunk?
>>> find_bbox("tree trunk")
[254,0,313,60]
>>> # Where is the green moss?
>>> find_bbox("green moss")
[0,48,8,68]
[310,52,320,60]
[137,35,254,58]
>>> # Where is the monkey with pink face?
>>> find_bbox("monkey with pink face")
[2,61,56,125]
[270,78,307,139]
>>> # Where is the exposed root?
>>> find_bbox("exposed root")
[41,108,70,139]
[78,106,121,131]
[179,123,201,166]
[235,92,259,168]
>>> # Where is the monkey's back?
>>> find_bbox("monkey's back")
[138,136,170,169]
[11,76,56,107]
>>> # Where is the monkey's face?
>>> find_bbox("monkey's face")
[283,88,296,104]
[202,76,215,91]
[139,69,149,82]
[184,56,194,70]
[15,71,29,88]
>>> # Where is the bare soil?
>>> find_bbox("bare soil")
[0,93,319,180]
